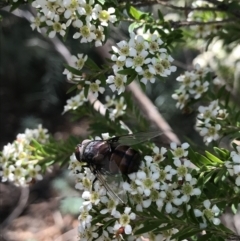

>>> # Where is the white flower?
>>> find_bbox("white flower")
[0,165,15,182]
[93,4,117,26]
[106,74,127,94]
[75,168,95,191]
[152,146,167,163]
[30,14,46,32]
[159,165,177,182]
[160,54,177,74]
[181,178,201,203]
[85,79,105,98]
[100,196,118,216]
[194,63,211,78]
[112,40,130,61]
[170,142,189,159]
[78,206,93,229]
[104,95,116,107]
[71,54,88,70]
[46,15,66,38]
[63,0,81,19]
[148,34,164,54]
[68,153,83,175]
[27,165,43,181]
[139,69,155,85]
[172,91,189,109]
[198,123,221,144]
[126,50,151,73]
[113,207,136,235]
[161,185,183,213]
[202,199,221,225]
[189,80,209,99]
[33,124,49,143]
[82,190,102,208]
[62,90,87,113]
[111,56,125,73]
[79,225,99,241]
[197,104,218,123]
[149,57,169,77]
[77,0,94,21]
[73,22,96,43]
[173,158,192,181]
[176,71,196,90]
[94,25,105,47]
[108,97,127,120]
[129,34,149,53]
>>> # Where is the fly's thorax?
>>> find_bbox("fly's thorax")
[82,140,110,164]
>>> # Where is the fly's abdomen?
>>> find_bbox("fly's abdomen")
[109,145,141,175]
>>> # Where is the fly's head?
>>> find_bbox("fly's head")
[75,139,91,162]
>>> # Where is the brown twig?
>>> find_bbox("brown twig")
[0,186,29,230]
[170,18,235,28]
[206,0,240,18]
[156,0,226,12]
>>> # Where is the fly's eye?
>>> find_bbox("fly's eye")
[75,144,82,161]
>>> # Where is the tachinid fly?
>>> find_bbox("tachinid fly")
[75,131,164,203]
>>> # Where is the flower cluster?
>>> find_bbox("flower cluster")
[104,95,127,121]
[225,145,240,186]
[31,0,116,47]
[196,100,228,144]
[187,1,221,39]
[0,125,49,185]
[69,137,219,240]
[123,143,201,215]
[172,64,211,109]
[109,33,176,93]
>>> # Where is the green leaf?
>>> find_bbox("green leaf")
[188,148,203,167]
[171,226,201,240]
[203,170,215,184]
[84,85,89,98]
[197,233,213,241]
[126,72,138,85]
[195,152,213,165]
[102,218,116,229]
[64,65,82,76]
[97,0,105,5]
[66,85,77,94]
[205,151,223,164]
[213,147,230,160]
[224,90,230,108]
[91,215,106,225]
[118,68,136,75]
[134,221,166,235]
[153,223,177,232]
[85,57,101,70]
[157,9,164,21]
[214,168,226,183]
[128,22,143,32]
[128,6,145,20]
[148,204,167,220]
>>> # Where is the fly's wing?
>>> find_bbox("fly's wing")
[90,158,127,204]
[107,130,166,146]
[93,168,127,204]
